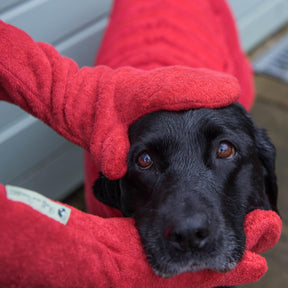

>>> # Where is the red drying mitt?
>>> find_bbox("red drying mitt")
[0,185,282,288]
[80,0,282,286]
[0,20,239,180]
[96,0,254,109]
[85,0,255,216]
[0,0,282,286]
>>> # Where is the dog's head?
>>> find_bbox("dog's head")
[93,103,278,278]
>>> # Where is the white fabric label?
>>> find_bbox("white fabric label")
[6,185,71,225]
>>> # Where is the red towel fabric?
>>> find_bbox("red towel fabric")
[85,0,255,216]
[0,20,239,180]
[0,184,282,288]
[96,0,254,109]
[0,0,282,286]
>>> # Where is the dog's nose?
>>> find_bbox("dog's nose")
[165,213,211,251]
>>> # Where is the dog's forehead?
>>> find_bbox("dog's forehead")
[129,104,254,143]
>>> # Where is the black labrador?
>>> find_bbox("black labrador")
[93,103,278,282]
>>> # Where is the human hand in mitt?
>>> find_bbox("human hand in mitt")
[0,20,240,179]
[0,184,282,288]
[0,19,282,288]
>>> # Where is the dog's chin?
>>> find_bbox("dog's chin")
[140,232,243,278]
[148,252,239,278]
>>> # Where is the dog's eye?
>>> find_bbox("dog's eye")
[137,152,153,169]
[216,141,235,159]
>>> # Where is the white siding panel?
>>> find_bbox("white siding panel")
[0,103,25,130]
[0,0,24,12]
[1,0,112,45]
[229,0,264,20]
[0,0,113,198]
[12,144,83,200]
[0,115,67,182]
[57,17,108,67]
[229,0,288,51]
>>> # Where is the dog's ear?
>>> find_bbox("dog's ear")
[254,127,278,213]
[93,173,122,211]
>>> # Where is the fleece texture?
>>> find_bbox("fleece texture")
[84,0,254,216]
[0,20,239,180]
[0,185,282,288]
[0,0,282,286]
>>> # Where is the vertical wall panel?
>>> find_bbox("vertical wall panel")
[0,0,112,199]
[229,0,288,51]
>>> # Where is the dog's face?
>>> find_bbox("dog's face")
[94,103,278,278]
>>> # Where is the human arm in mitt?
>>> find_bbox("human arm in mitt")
[0,20,282,288]
[0,20,240,180]
[0,184,282,288]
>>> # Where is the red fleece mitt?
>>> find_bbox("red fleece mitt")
[85,0,256,216]
[0,185,282,288]
[0,20,239,180]
[0,0,282,286]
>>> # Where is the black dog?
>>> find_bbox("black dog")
[93,103,278,280]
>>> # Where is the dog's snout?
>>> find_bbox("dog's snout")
[165,213,211,251]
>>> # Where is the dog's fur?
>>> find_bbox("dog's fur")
[93,103,278,281]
